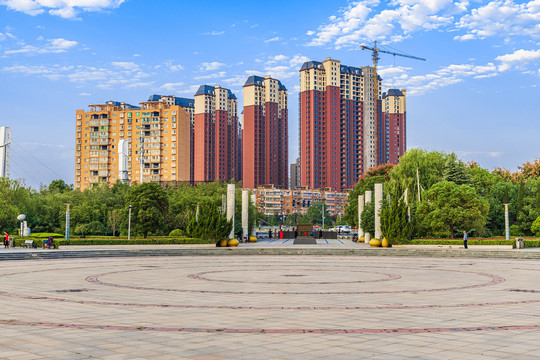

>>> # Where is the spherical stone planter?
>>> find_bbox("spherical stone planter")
[227,238,240,247]
[249,236,258,243]
[369,238,381,247]
[218,239,228,247]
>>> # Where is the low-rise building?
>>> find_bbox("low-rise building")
[253,185,348,217]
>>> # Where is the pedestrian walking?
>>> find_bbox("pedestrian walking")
[3,231,9,249]
[463,230,468,249]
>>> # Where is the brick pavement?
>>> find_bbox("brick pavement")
[0,255,540,359]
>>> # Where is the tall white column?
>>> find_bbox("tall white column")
[358,195,364,238]
[250,193,257,235]
[227,184,235,239]
[242,190,249,240]
[504,203,510,241]
[374,183,383,239]
[364,190,372,243]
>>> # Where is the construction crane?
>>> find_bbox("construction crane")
[360,41,426,71]
[359,41,425,171]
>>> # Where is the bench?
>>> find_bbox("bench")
[23,240,34,248]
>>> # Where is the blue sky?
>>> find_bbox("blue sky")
[1,0,539,188]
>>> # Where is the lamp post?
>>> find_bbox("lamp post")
[17,214,26,237]
[128,205,132,241]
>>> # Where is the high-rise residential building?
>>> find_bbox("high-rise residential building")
[380,89,406,165]
[148,94,195,180]
[0,126,11,178]
[242,75,288,189]
[290,157,300,189]
[75,96,193,190]
[299,57,406,191]
[194,85,240,183]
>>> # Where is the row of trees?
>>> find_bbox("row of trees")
[0,179,255,240]
[347,150,540,241]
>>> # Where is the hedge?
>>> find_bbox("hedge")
[12,237,215,247]
[54,238,213,246]
[411,239,540,248]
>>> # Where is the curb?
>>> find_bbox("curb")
[0,247,539,261]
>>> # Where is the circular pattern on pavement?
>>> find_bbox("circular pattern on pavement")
[0,256,539,335]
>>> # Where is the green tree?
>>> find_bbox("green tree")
[344,164,394,227]
[380,190,414,244]
[417,181,489,238]
[186,202,232,241]
[389,149,450,204]
[124,183,168,238]
[360,200,375,235]
[443,153,472,185]
[304,204,333,228]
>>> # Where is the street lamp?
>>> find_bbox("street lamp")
[17,214,25,237]
[128,205,132,241]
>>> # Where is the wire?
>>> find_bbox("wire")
[12,141,63,179]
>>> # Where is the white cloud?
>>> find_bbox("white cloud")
[379,61,501,95]
[273,54,288,62]
[111,61,139,71]
[204,30,225,36]
[307,0,461,48]
[194,71,227,80]
[174,84,200,96]
[79,92,91,96]
[453,33,475,41]
[200,61,225,71]
[495,49,540,71]
[456,0,540,40]
[4,37,77,55]
[289,54,310,68]
[164,61,183,71]
[264,36,280,43]
[2,62,154,89]
[160,82,184,91]
[0,0,126,19]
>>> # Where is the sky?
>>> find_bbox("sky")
[1,0,539,189]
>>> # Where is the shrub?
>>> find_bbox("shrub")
[28,232,64,238]
[510,225,523,237]
[531,216,540,237]
[169,229,183,237]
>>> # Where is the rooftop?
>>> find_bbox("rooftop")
[244,75,287,90]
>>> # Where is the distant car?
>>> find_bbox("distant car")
[337,225,351,233]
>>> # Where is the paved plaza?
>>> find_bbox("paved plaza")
[1,254,540,359]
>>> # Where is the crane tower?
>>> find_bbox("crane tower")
[360,42,425,166]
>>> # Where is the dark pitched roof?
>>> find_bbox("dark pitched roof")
[244,75,287,91]
[300,61,324,71]
[382,89,405,98]
[195,85,237,99]
[340,65,362,75]
[147,94,194,107]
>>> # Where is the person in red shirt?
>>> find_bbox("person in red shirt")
[3,231,9,249]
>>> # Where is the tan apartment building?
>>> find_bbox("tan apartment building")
[253,184,348,217]
[75,95,193,190]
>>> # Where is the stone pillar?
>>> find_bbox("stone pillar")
[504,203,510,241]
[358,195,364,238]
[374,183,383,240]
[250,193,257,235]
[227,184,235,239]
[364,190,372,243]
[242,190,249,241]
